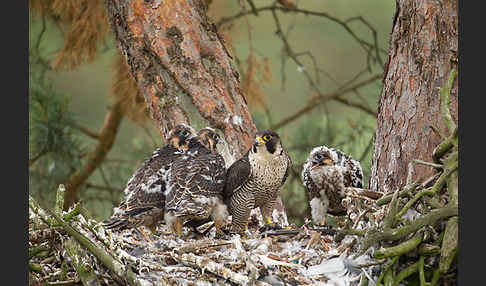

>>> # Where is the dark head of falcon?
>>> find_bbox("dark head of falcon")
[196,127,221,153]
[308,149,335,170]
[167,124,196,151]
[252,130,283,155]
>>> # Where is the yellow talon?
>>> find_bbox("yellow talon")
[320,216,326,227]
[265,217,273,225]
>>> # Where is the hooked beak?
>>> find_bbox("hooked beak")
[255,136,266,146]
[310,158,334,170]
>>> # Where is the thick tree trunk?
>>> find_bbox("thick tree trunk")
[370,0,458,193]
[104,0,287,221]
[104,0,255,157]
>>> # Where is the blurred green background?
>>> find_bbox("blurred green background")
[29,0,395,225]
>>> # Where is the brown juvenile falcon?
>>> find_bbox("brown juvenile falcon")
[223,130,292,234]
[102,124,196,241]
[302,145,363,226]
[164,127,228,237]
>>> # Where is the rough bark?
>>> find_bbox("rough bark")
[104,0,256,155]
[370,0,458,193]
[104,0,287,220]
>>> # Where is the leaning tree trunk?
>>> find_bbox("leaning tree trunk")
[104,0,287,222]
[370,0,458,193]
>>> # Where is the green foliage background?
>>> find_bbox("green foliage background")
[29,0,395,225]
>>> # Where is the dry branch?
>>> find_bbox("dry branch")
[271,73,381,130]
[43,202,143,286]
[63,100,124,210]
[173,252,251,285]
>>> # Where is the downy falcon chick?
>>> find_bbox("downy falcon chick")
[302,146,363,226]
[165,127,228,237]
[223,130,292,234]
[102,124,196,241]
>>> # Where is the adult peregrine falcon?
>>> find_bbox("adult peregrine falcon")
[102,124,196,241]
[302,146,363,226]
[223,130,291,234]
[165,127,228,237]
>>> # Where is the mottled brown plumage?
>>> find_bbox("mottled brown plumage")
[165,127,228,236]
[223,130,291,234]
[102,124,196,238]
[302,146,363,226]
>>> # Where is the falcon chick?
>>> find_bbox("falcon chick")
[223,130,292,234]
[302,146,363,226]
[165,127,228,237]
[102,124,196,241]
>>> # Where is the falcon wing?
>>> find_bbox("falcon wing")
[103,145,179,229]
[280,150,292,187]
[124,145,180,210]
[166,149,226,217]
[222,151,251,204]
[329,147,363,188]
[302,166,320,200]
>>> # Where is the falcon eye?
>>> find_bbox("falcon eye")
[181,130,189,136]
[315,153,323,160]
[263,135,272,141]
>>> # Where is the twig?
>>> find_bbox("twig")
[233,236,259,280]
[359,135,374,162]
[72,122,100,140]
[345,16,384,66]
[439,216,458,274]
[383,188,401,229]
[271,74,381,130]
[440,69,457,134]
[45,280,80,286]
[29,262,43,274]
[412,159,443,169]
[418,244,441,256]
[429,125,446,141]
[35,15,47,52]
[376,181,419,206]
[63,100,124,210]
[246,0,258,16]
[173,252,252,285]
[217,5,387,60]
[375,256,400,285]
[29,227,65,244]
[359,204,457,254]
[55,184,66,216]
[432,127,458,163]
[175,240,233,254]
[29,195,54,226]
[42,200,143,286]
[395,161,458,222]
[418,256,428,286]
[64,238,102,286]
[392,262,419,286]
[346,187,383,200]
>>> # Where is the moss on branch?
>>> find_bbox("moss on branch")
[373,233,423,259]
